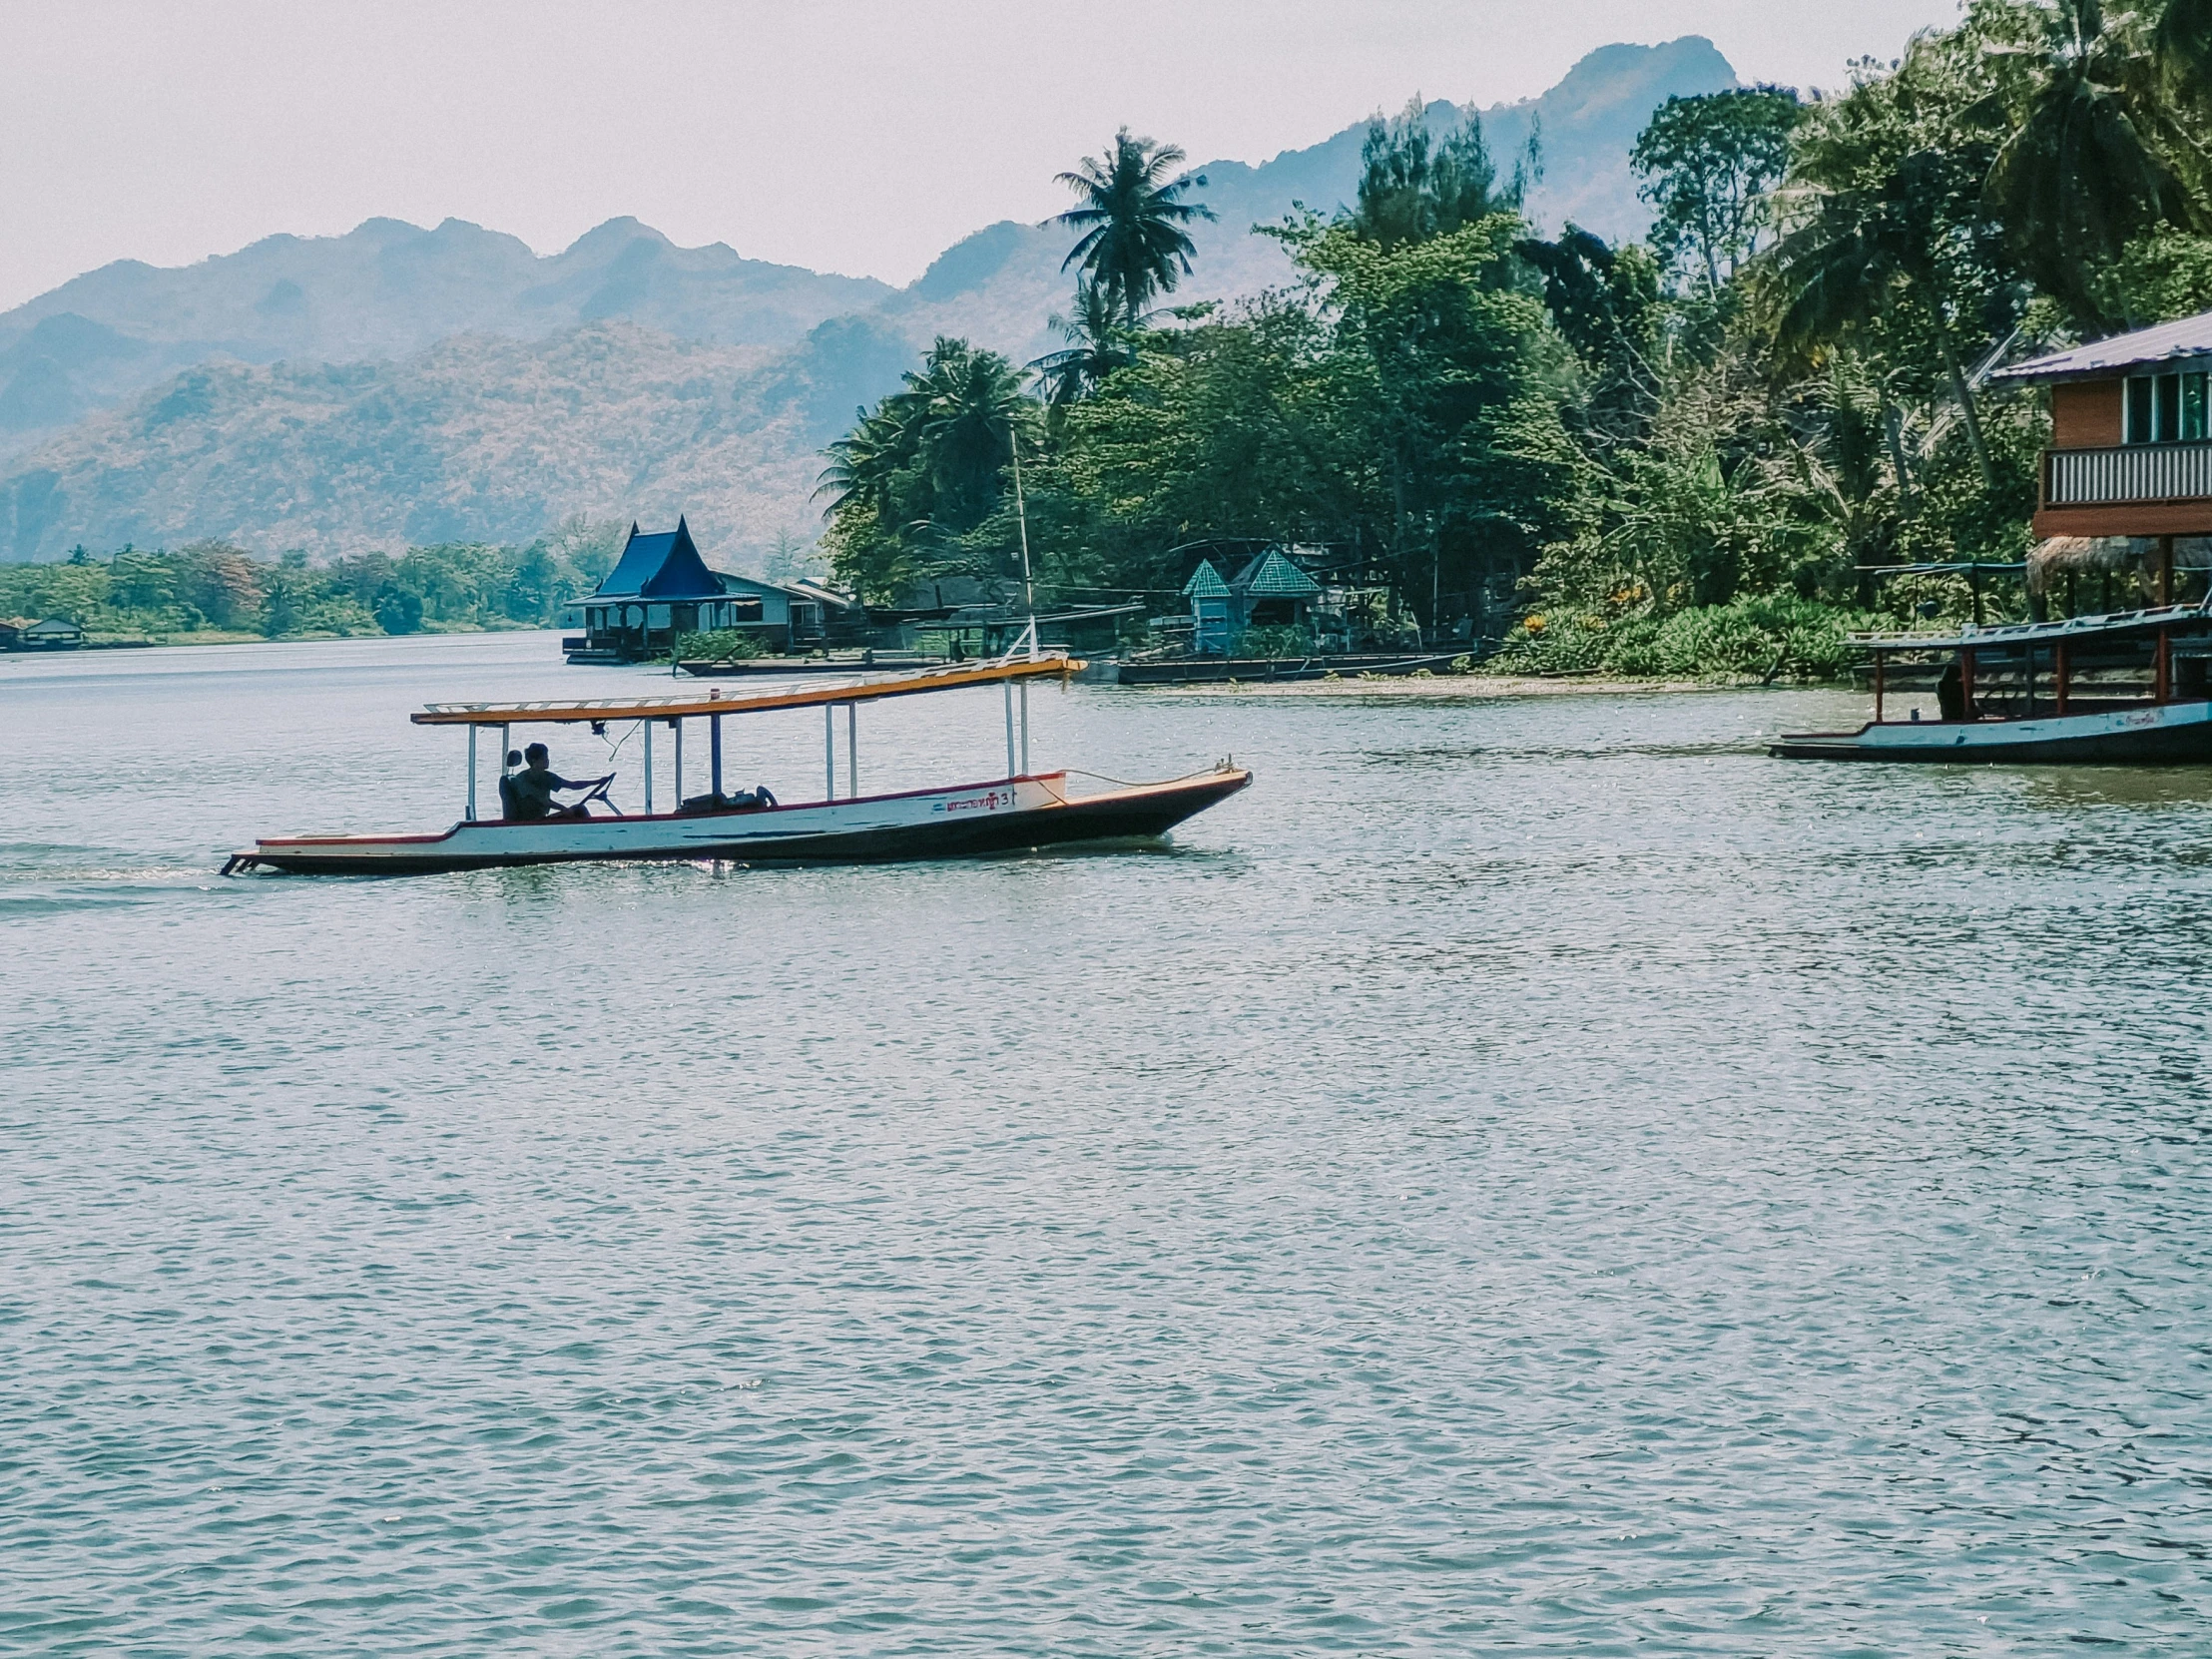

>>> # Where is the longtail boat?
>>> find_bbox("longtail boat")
[224,649,1251,874]
[1771,602,2212,762]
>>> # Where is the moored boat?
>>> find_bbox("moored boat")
[1772,602,2212,763]
[225,652,1253,875]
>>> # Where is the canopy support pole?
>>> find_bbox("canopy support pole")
[1019,681,1030,773]
[466,727,477,821]
[711,714,724,798]
[847,702,858,799]
[1003,681,1016,779]
[2157,629,2172,704]
[674,719,685,807]
[825,704,836,801]
[2055,642,2069,716]
[1873,653,1885,725]
[1961,649,1976,721]
[644,719,654,813]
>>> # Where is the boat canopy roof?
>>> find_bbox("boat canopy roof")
[412,654,1082,727]
[1853,603,2211,654]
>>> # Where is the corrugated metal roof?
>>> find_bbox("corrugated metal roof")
[1182,559,1229,598]
[1993,311,2212,383]
[1233,550,1323,598]
[1854,600,2210,652]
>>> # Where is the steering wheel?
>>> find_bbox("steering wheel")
[578,773,624,818]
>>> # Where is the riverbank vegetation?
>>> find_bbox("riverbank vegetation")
[819,0,2212,681]
[0,521,623,642]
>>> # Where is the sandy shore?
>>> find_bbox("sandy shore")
[1146,673,1732,698]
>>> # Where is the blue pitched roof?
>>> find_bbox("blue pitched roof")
[595,517,723,600]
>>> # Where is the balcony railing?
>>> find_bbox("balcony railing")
[2046,442,2212,506]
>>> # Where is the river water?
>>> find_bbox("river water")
[4,632,2210,1654]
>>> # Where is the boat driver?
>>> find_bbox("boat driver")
[504,742,610,822]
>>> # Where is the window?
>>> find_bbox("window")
[2124,369,2212,443]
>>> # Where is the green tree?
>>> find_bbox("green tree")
[1349,98,1528,251]
[1981,0,2206,327]
[177,540,264,629]
[818,339,1034,601]
[1290,215,1579,629]
[1055,129,1215,324]
[1516,226,1666,448]
[374,584,424,634]
[1765,34,2018,488]
[1631,87,1803,291]
[1030,278,1140,404]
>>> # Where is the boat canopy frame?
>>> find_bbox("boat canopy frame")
[1851,599,2212,726]
[417,644,1082,825]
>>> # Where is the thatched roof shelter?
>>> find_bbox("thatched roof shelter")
[2027,536,2212,595]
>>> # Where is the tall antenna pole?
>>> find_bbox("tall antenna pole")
[1010,421,1037,660]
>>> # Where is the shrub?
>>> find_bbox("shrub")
[677,627,768,662]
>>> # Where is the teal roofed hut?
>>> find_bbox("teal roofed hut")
[570,517,762,664]
[1230,549,1323,643]
[1234,549,1324,601]
[1183,558,1233,655]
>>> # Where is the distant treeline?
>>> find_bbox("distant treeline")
[0,526,624,639]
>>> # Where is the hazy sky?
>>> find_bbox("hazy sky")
[2,0,1962,312]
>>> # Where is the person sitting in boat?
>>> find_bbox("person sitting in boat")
[505,742,610,822]
[496,750,524,820]
[1936,660,1966,723]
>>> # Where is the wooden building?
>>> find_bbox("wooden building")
[1997,310,2212,601]
[709,572,866,653]
[18,616,86,650]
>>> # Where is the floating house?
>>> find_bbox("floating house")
[1997,308,2212,605]
[567,519,869,663]
[1773,306,2212,765]
[569,519,761,663]
[17,616,85,650]
[709,572,865,653]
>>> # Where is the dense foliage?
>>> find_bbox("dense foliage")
[0,522,623,640]
[820,0,2212,680]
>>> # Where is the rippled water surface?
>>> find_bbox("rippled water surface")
[5,632,2211,1654]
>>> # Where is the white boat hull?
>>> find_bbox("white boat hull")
[1773,699,2212,763]
[227,769,1252,875]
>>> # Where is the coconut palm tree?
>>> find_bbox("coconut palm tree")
[1983,0,2208,326]
[813,395,917,517]
[1029,279,1142,404]
[910,339,1032,532]
[1055,129,1215,325]
[1769,153,2003,490]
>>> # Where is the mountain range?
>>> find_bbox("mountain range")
[0,37,1736,566]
